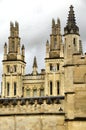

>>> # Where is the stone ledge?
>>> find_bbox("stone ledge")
[0,112,65,116]
[65,117,86,121]
[0,96,64,106]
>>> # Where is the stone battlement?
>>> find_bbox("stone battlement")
[0,96,64,115]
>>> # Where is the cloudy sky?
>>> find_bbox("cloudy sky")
[0,0,86,84]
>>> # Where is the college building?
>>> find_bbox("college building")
[0,5,86,130]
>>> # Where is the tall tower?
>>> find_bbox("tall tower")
[64,5,82,63]
[2,22,26,98]
[63,5,82,92]
[63,5,84,120]
[45,18,64,96]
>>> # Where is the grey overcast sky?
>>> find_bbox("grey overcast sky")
[0,0,86,83]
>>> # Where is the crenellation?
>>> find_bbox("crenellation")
[0,96,64,115]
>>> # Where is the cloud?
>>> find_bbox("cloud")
[0,0,86,88]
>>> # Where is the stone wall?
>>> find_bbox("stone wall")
[0,96,65,130]
[65,120,86,130]
[0,115,65,130]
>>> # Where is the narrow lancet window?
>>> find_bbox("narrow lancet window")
[50,81,52,95]
[57,64,59,70]
[26,89,30,97]
[14,82,17,96]
[54,38,57,49]
[40,89,44,96]
[7,82,10,96]
[73,38,76,46]
[57,81,60,95]
[14,65,17,72]
[33,89,37,97]
[7,65,10,73]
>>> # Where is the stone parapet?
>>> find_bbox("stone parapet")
[0,96,64,115]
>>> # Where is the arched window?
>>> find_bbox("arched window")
[50,64,53,71]
[54,38,57,49]
[50,81,52,95]
[11,40,15,52]
[7,82,10,96]
[22,87,24,97]
[14,82,17,96]
[33,89,37,97]
[57,64,59,70]
[40,89,44,96]
[57,81,60,95]
[14,65,17,72]
[73,38,76,46]
[26,89,30,97]
[7,65,10,73]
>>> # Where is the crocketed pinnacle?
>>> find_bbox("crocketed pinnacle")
[33,56,37,68]
[64,5,79,35]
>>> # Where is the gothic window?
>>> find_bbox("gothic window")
[7,82,10,96]
[7,65,10,73]
[54,38,57,49]
[26,89,30,97]
[73,38,76,46]
[12,31,14,37]
[14,65,17,72]
[57,64,59,70]
[22,87,24,97]
[33,89,37,97]
[57,81,60,95]
[14,82,17,96]
[50,64,53,71]
[11,40,15,52]
[50,81,52,95]
[40,89,44,96]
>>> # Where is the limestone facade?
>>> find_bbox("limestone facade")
[0,5,86,130]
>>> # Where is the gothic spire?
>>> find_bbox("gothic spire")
[33,56,37,68]
[64,5,79,35]
[67,5,76,26]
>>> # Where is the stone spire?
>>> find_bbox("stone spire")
[4,42,7,55]
[21,44,25,56]
[32,56,38,75]
[46,40,49,58]
[33,56,37,68]
[64,5,79,35]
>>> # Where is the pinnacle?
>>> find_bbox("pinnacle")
[33,56,38,68]
[64,5,79,35]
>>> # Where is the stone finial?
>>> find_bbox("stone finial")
[64,5,79,35]
[33,56,37,68]
[22,44,25,50]
[52,18,55,27]
[15,21,19,29]
[4,42,7,47]
[57,18,60,26]
[46,40,49,46]
[4,42,7,54]
[10,21,14,27]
